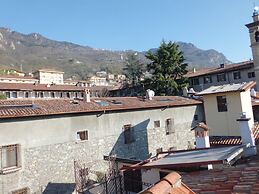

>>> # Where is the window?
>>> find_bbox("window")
[156,148,163,154]
[217,96,228,112]
[12,187,29,194]
[40,92,44,98]
[154,120,160,128]
[66,92,70,98]
[124,124,135,144]
[191,78,199,85]
[203,76,212,84]
[248,72,255,78]
[233,71,241,80]
[51,92,55,98]
[76,130,88,141]
[194,115,198,121]
[165,118,174,135]
[5,92,10,98]
[217,73,226,82]
[0,144,21,173]
[25,92,29,98]
[12,92,18,98]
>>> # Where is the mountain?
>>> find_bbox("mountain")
[0,27,231,79]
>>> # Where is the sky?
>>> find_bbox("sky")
[0,0,257,62]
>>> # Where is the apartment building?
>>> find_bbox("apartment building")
[186,61,255,92]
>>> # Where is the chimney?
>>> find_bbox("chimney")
[191,123,212,169]
[219,63,225,68]
[83,89,91,102]
[237,112,257,157]
[191,122,210,149]
[193,67,196,73]
[182,87,188,97]
[146,89,155,100]
[251,88,257,97]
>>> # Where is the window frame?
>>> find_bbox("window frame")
[0,144,22,174]
[154,120,161,128]
[203,76,212,84]
[124,124,135,144]
[216,95,228,112]
[248,71,255,78]
[233,71,241,80]
[165,118,174,135]
[191,78,200,86]
[217,73,226,82]
[76,130,88,141]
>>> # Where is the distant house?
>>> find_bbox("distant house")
[186,61,255,92]
[0,95,203,193]
[32,69,64,84]
[88,75,108,86]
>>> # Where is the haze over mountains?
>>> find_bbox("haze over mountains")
[0,27,231,79]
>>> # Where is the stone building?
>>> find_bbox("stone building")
[0,96,203,193]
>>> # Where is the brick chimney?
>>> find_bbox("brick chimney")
[237,112,257,157]
[191,122,210,149]
[83,89,91,102]
[191,122,212,169]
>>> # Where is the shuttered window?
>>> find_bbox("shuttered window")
[124,124,135,144]
[0,144,21,172]
[165,118,174,135]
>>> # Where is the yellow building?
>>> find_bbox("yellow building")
[197,81,255,136]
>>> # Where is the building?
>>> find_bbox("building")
[0,96,203,193]
[186,61,255,92]
[32,69,64,84]
[0,82,88,99]
[88,75,108,86]
[0,74,38,84]
[246,9,259,90]
[197,81,255,136]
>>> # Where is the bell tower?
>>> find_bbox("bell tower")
[246,7,259,90]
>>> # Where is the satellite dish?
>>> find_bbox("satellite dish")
[254,6,259,11]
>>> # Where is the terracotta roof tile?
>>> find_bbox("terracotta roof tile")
[181,154,259,194]
[0,96,202,118]
[210,124,259,146]
[142,172,195,194]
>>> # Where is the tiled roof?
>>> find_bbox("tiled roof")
[185,61,254,78]
[141,172,195,194]
[210,124,259,146]
[0,82,87,91]
[181,154,259,194]
[0,96,202,118]
[196,81,256,96]
[0,82,116,91]
[0,74,37,80]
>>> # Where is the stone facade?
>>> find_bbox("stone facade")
[0,104,203,194]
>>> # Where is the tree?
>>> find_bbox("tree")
[144,41,189,95]
[124,53,145,86]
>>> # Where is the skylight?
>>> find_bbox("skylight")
[94,100,110,106]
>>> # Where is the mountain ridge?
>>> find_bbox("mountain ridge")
[0,27,231,79]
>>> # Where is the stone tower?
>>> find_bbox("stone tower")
[246,8,259,90]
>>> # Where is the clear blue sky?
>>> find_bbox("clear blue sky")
[0,0,257,62]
